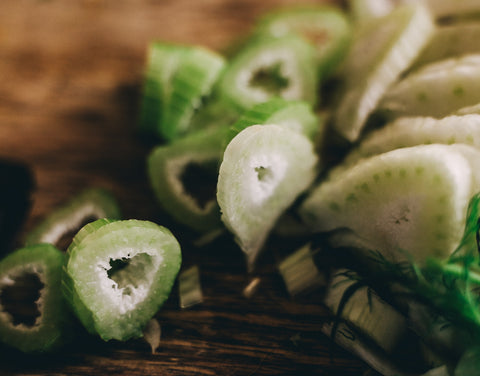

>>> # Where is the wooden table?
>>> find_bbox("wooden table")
[0,0,369,374]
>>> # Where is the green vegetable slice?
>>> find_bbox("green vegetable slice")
[228,98,322,143]
[24,188,121,251]
[218,34,319,112]
[337,114,480,170]
[378,54,480,119]
[0,244,68,352]
[254,5,351,78]
[217,124,317,270]
[411,21,480,71]
[162,47,225,140]
[147,127,227,233]
[299,144,477,263]
[333,3,434,142]
[138,42,189,137]
[139,42,225,141]
[63,219,181,341]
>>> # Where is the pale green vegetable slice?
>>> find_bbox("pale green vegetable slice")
[325,269,407,354]
[217,124,317,270]
[228,98,321,142]
[24,188,121,250]
[254,5,351,78]
[411,21,480,71]
[218,34,319,111]
[63,219,181,341]
[163,47,225,140]
[0,244,69,352]
[333,3,434,142]
[379,54,480,119]
[338,114,480,170]
[299,144,475,263]
[147,127,227,233]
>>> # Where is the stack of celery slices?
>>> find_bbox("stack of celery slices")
[143,0,480,374]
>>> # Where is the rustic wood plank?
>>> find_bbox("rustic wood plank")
[0,0,370,374]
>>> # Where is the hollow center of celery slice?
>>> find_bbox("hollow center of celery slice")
[250,62,289,96]
[180,160,218,210]
[0,271,44,327]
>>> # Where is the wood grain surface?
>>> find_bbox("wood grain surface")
[0,0,370,375]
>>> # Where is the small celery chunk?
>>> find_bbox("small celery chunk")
[217,124,317,270]
[139,42,225,141]
[24,188,121,250]
[254,5,351,78]
[218,34,319,111]
[299,144,480,263]
[379,54,480,119]
[333,3,434,142]
[63,219,181,341]
[147,127,227,233]
[0,244,69,352]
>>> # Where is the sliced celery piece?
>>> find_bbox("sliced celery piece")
[24,188,121,250]
[63,219,181,341]
[325,269,407,354]
[162,47,225,140]
[299,145,477,263]
[139,43,225,141]
[379,54,480,119]
[139,42,189,137]
[228,98,321,143]
[339,114,480,170]
[0,244,69,352]
[147,127,227,233]
[218,34,318,111]
[333,3,434,142]
[254,5,351,78]
[217,124,317,270]
[411,21,480,71]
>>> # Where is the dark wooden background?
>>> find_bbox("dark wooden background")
[0,0,369,374]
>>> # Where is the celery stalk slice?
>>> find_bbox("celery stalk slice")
[139,43,189,137]
[148,127,228,233]
[0,244,69,352]
[24,188,121,250]
[299,144,477,263]
[254,5,351,78]
[63,219,181,341]
[162,47,225,141]
[218,34,319,111]
[348,0,395,25]
[333,3,434,142]
[379,54,480,119]
[217,124,317,270]
[228,98,322,143]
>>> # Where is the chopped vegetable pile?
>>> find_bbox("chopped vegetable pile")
[5,0,480,374]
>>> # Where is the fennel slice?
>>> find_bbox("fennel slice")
[299,144,474,263]
[333,3,434,142]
